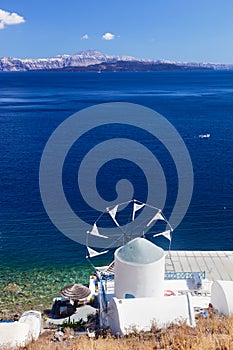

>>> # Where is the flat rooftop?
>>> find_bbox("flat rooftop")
[166,251,233,281]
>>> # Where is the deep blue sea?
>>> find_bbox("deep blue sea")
[1,70,233,275]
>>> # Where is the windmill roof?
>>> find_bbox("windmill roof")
[115,237,164,264]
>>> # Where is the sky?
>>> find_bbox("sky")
[0,0,233,63]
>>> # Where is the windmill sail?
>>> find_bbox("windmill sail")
[87,246,109,258]
[86,200,173,269]
[87,223,108,238]
[146,211,166,227]
[132,202,145,221]
[108,205,120,227]
[153,229,171,241]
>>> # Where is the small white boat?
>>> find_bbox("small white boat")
[0,310,42,349]
[199,133,210,139]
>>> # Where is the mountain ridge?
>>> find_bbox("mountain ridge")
[0,49,233,71]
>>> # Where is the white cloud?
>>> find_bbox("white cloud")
[81,34,89,40]
[0,9,25,29]
[102,32,115,41]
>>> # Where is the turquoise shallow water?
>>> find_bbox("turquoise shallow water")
[1,71,233,309]
[0,265,93,317]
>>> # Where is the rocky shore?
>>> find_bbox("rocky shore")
[0,266,92,320]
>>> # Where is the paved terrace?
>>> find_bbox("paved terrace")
[165,251,233,281]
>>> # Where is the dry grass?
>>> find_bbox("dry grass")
[18,314,233,350]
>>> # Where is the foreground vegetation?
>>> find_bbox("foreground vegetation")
[17,313,233,350]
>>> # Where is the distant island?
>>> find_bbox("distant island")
[1,49,233,72]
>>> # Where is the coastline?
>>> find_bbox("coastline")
[0,265,93,320]
[2,251,233,348]
[3,250,233,320]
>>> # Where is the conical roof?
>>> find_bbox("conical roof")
[60,283,91,300]
[115,237,164,264]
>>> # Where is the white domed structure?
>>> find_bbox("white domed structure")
[211,280,233,315]
[107,294,195,336]
[114,237,165,299]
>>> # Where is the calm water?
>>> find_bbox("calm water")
[1,70,233,275]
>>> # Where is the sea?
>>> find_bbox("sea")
[0,70,233,308]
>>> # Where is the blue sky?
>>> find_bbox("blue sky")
[0,0,233,63]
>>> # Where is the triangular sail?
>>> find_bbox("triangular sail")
[87,223,108,238]
[153,229,171,241]
[146,211,165,227]
[86,200,174,268]
[108,205,120,227]
[87,246,109,258]
[132,202,145,221]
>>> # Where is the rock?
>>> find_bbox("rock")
[53,330,65,342]
[4,283,21,293]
